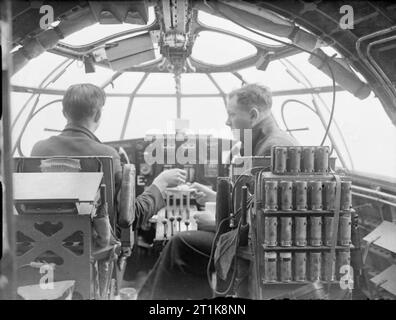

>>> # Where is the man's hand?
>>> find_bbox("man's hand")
[190,182,216,205]
[153,169,187,192]
[193,212,216,232]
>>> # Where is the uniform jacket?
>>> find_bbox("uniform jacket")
[31,124,164,228]
[251,115,299,156]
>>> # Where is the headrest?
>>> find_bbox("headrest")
[40,158,81,172]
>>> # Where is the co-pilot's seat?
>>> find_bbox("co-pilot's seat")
[13,156,135,300]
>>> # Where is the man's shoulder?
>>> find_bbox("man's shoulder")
[254,131,299,156]
[92,141,119,157]
[91,142,122,173]
[31,135,119,158]
[31,136,56,155]
[269,131,299,146]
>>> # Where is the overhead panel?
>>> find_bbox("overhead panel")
[105,33,155,71]
[89,1,149,25]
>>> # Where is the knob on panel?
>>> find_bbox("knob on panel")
[140,163,152,175]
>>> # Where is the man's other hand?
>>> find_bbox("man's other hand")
[190,182,216,205]
[153,169,187,192]
[193,212,216,232]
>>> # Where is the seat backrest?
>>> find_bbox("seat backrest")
[13,156,116,227]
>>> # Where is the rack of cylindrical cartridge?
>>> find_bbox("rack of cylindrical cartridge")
[253,146,354,299]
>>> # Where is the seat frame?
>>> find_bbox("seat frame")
[13,156,126,300]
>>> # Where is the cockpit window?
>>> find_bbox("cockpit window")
[138,73,176,94]
[9,3,396,179]
[197,10,289,46]
[11,52,66,87]
[191,31,257,65]
[180,74,220,94]
[46,62,114,89]
[122,98,177,139]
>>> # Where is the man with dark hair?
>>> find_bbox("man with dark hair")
[32,83,186,230]
[62,83,107,122]
[138,83,299,300]
[32,84,118,171]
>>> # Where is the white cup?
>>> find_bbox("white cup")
[205,202,216,218]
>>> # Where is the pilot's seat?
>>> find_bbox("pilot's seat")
[13,156,135,300]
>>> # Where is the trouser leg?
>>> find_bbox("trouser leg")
[138,230,215,300]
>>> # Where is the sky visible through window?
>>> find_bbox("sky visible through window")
[10,8,396,178]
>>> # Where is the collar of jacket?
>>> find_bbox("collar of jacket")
[62,124,101,143]
[251,115,280,149]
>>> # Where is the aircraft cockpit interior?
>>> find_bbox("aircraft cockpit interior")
[1,0,396,301]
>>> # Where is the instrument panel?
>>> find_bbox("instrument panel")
[106,134,234,196]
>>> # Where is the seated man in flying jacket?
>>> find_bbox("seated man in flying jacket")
[31,83,186,237]
[138,83,299,299]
